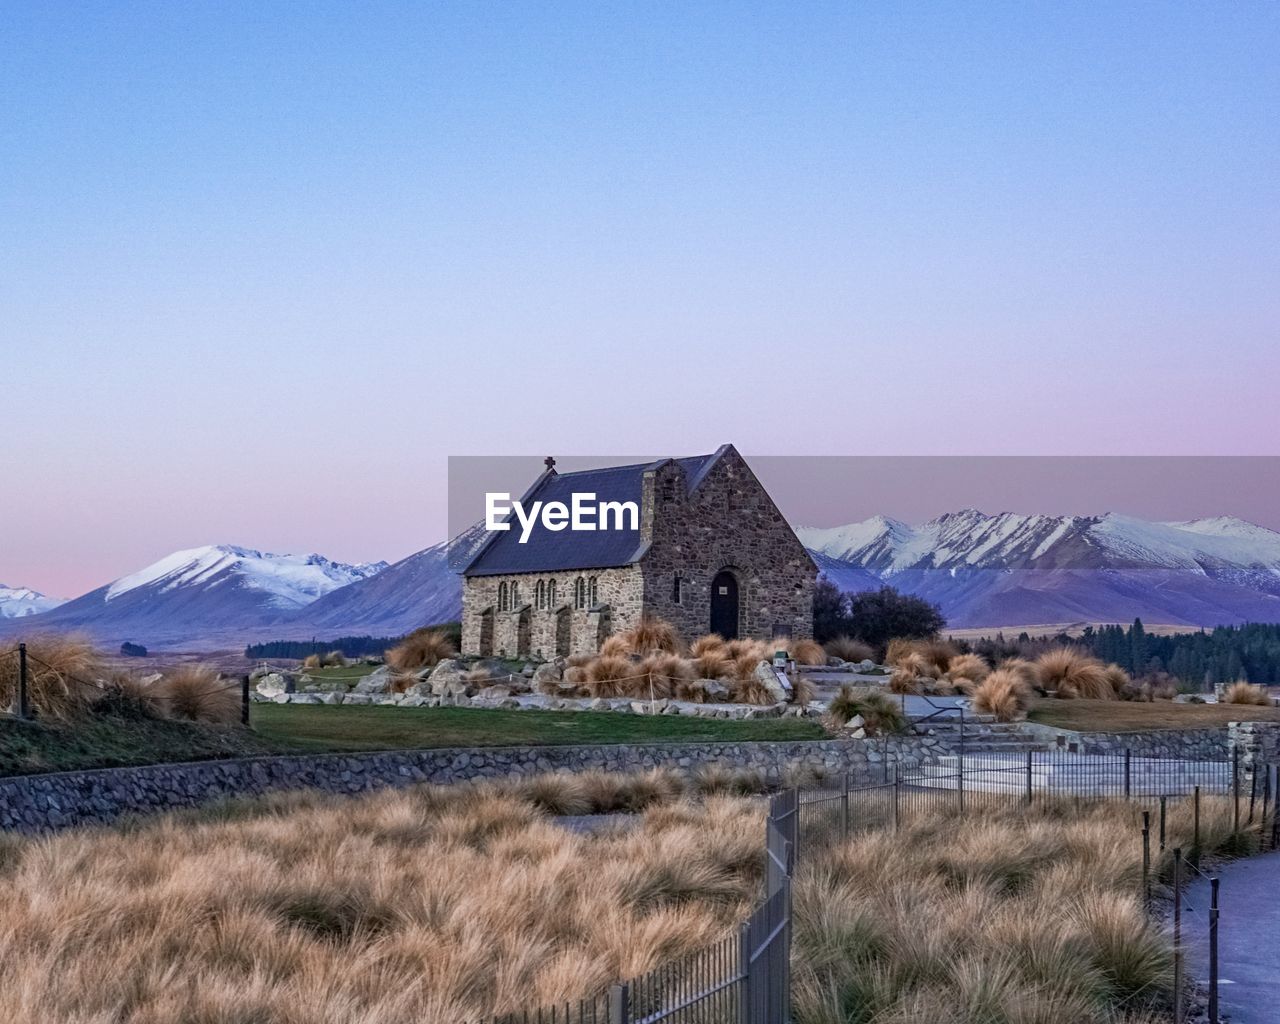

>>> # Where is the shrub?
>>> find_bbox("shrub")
[827,686,906,735]
[692,648,731,681]
[690,634,727,658]
[1223,680,1272,706]
[95,673,164,719]
[1035,648,1115,700]
[970,668,1033,722]
[845,586,946,649]
[946,652,990,686]
[634,653,693,700]
[585,655,633,699]
[0,633,103,719]
[824,635,875,664]
[301,653,323,670]
[385,627,456,673]
[728,677,774,705]
[598,634,631,658]
[998,657,1039,692]
[789,638,826,667]
[322,650,347,668]
[154,665,240,724]
[792,676,816,707]
[888,668,923,695]
[621,614,680,655]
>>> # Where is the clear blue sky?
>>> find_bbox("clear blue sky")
[2,2,1278,596]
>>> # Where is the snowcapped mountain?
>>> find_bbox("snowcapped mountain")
[0,585,66,619]
[1,546,389,647]
[798,512,1280,628]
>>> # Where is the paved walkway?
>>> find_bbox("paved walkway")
[1185,849,1280,1024]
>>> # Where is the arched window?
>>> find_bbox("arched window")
[535,580,545,609]
[672,572,683,605]
[510,582,520,608]
[498,582,508,612]
[588,576,598,607]
[548,579,557,607]
[574,576,586,610]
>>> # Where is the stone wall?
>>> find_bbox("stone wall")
[462,566,638,659]
[1037,726,1232,761]
[641,449,817,642]
[1228,721,1280,773]
[0,735,943,834]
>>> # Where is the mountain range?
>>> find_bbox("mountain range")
[4,511,1280,649]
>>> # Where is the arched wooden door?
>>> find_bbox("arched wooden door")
[710,570,739,640]
[478,609,495,657]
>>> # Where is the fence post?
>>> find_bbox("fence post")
[1141,811,1151,909]
[241,676,251,726]
[958,707,965,813]
[841,772,850,839]
[1208,875,1220,1024]
[609,983,630,1024]
[1233,748,1241,834]
[1159,796,1167,853]
[1193,786,1201,867]
[1025,749,1033,805]
[1124,749,1131,798]
[1248,761,1258,825]
[17,642,30,720]
[893,770,900,833]
[1173,848,1184,1024]
[737,920,751,1024]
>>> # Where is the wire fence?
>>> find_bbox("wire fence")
[0,644,251,723]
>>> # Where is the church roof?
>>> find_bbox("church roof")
[462,449,726,577]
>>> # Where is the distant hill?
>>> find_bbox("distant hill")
[8,511,1280,650]
[0,585,66,619]
[798,511,1280,628]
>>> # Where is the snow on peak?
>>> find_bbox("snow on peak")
[104,545,388,610]
[0,585,67,619]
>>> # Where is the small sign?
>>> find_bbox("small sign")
[773,650,788,668]
[718,586,728,595]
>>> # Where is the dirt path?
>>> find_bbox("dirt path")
[1184,850,1280,1024]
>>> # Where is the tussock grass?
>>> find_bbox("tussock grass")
[0,633,103,719]
[946,652,990,687]
[788,639,827,667]
[585,655,633,698]
[1035,648,1116,700]
[0,776,761,1023]
[792,798,1192,1024]
[690,634,728,658]
[322,650,347,668]
[827,686,906,735]
[1223,680,1272,706]
[154,665,240,724]
[825,635,874,664]
[385,627,456,673]
[970,667,1034,722]
[620,614,681,656]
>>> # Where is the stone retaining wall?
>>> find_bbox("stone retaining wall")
[1049,727,1231,761]
[0,734,943,833]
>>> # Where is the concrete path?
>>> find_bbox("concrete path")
[1185,849,1280,1024]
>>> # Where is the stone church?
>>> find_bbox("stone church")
[460,444,817,658]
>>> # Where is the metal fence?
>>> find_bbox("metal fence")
[479,789,797,1024]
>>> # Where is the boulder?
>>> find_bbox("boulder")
[587,698,611,712]
[853,659,877,672]
[478,684,513,700]
[425,659,466,696]
[532,663,563,688]
[844,714,865,731]
[289,693,321,705]
[398,694,426,708]
[353,665,394,694]
[630,699,669,715]
[344,693,374,706]
[255,673,289,698]
[522,663,536,677]
[752,661,789,703]
[699,679,731,702]
[317,691,344,705]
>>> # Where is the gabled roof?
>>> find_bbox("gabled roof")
[462,449,726,577]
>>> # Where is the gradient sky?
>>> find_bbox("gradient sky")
[3,2,1278,598]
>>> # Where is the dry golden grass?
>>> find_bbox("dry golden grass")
[322,650,347,668]
[824,635,875,664]
[690,634,727,658]
[888,667,924,695]
[620,614,681,655]
[970,667,1034,722]
[1223,680,1272,706]
[154,665,240,724]
[598,635,631,658]
[886,637,956,676]
[999,657,1040,692]
[301,653,323,670]
[385,627,456,673]
[946,652,990,686]
[728,677,775,706]
[585,654,634,699]
[788,638,826,667]
[1036,647,1116,700]
[0,633,103,719]
[692,648,732,681]
[0,778,761,1023]
[826,686,907,735]
[790,793,1267,1024]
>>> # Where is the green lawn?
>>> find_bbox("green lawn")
[250,703,827,753]
[0,713,284,777]
[296,664,380,682]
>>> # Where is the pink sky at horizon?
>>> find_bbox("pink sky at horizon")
[4,4,1278,598]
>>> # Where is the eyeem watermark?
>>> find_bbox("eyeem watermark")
[485,492,639,543]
